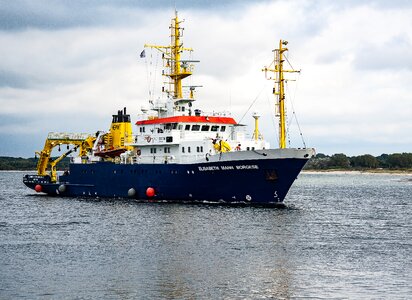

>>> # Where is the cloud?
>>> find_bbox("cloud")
[0,0,412,157]
[0,0,270,30]
[354,35,412,71]
[0,1,99,30]
[0,69,29,88]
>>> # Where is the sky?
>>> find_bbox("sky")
[0,0,411,157]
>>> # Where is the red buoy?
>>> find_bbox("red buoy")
[146,187,155,198]
[34,184,42,193]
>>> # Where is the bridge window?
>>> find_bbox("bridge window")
[165,123,177,130]
[211,126,219,132]
[185,124,190,130]
[192,125,200,131]
[201,125,210,131]
[164,147,171,153]
[220,126,226,132]
[150,148,157,154]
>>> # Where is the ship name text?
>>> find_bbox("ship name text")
[198,165,259,171]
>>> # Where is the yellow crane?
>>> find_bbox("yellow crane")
[36,132,96,182]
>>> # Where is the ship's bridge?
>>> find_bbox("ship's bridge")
[129,115,269,164]
[134,115,237,145]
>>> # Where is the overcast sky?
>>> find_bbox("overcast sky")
[1,0,411,157]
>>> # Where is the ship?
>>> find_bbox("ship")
[23,12,315,206]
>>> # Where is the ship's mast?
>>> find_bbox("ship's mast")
[263,40,300,149]
[144,11,194,101]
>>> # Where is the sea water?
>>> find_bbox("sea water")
[0,171,411,299]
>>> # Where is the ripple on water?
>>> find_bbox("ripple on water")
[0,171,411,299]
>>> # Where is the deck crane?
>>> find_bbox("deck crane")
[35,133,96,182]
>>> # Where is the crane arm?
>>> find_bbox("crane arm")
[35,132,96,182]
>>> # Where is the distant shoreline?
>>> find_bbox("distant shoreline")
[1,155,412,175]
[303,169,412,175]
[2,169,411,176]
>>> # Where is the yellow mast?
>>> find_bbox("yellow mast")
[263,40,300,149]
[252,112,262,141]
[144,11,193,100]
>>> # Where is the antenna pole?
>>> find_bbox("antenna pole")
[172,12,182,98]
[277,40,287,148]
[262,40,300,149]
[144,12,193,101]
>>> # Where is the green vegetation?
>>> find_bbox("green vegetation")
[1,153,412,172]
[0,156,70,171]
[305,152,412,171]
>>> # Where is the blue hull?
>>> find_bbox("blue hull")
[24,158,308,206]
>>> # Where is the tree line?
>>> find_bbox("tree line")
[1,153,412,171]
[305,152,412,170]
[0,157,70,171]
